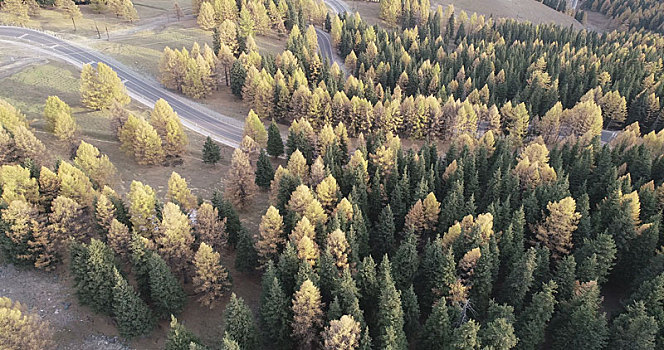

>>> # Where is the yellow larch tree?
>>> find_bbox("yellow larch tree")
[309,156,327,188]
[287,149,309,180]
[316,175,339,213]
[128,180,158,237]
[95,193,116,234]
[323,315,361,350]
[193,242,232,308]
[80,63,130,110]
[225,148,257,210]
[0,164,39,204]
[287,184,327,225]
[291,279,324,349]
[38,166,60,208]
[0,297,55,350]
[107,218,131,259]
[256,205,285,269]
[167,172,198,212]
[44,96,77,141]
[57,161,96,207]
[535,196,580,260]
[243,110,268,148]
[150,99,188,158]
[13,125,46,163]
[49,195,85,244]
[74,141,116,188]
[157,202,195,275]
[326,229,350,270]
[194,202,227,251]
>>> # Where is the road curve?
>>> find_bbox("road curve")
[316,0,350,70]
[0,26,244,148]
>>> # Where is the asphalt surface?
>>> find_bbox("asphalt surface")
[316,0,349,68]
[0,26,244,148]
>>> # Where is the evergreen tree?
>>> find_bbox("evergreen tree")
[202,136,221,165]
[267,120,284,158]
[501,247,537,310]
[373,204,396,257]
[417,239,456,315]
[392,229,419,291]
[610,301,657,350]
[401,285,420,340]
[515,281,557,350]
[260,276,290,349]
[551,281,608,350]
[165,316,204,350]
[111,268,154,338]
[450,320,481,349]
[147,252,186,318]
[235,227,258,272]
[224,293,259,350]
[377,256,406,350]
[420,297,452,350]
[255,149,275,189]
[71,239,116,314]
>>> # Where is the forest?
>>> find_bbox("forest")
[2,0,664,348]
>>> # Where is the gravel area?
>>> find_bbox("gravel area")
[0,263,132,350]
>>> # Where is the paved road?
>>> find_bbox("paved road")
[0,26,244,148]
[316,0,349,68]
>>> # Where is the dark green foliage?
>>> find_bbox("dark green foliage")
[235,227,258,272]
[468,243,497,316]
[553,255,577,301]
[211,191,243,247]
[255,149,274,189]
[610,301,657,350]
[230,60,246,97]
[392,229,419,291]
[401,284,420,341]
[327,296,343,322]
[550,282,608,350]
[450,320,480,349]
[259,276,289,349]
[575,233,617,285]
[147,252,186,318]
[224,293,259,350]
[317,248,338,303]
[420,297,452,350]
[166,316,204,350]
[277,242,300,297]
[481,317,518,350]
[377,256,406,350]
[112,268,154,338]
[417,239,456,315]
[266,120,284,158]
[71,239,116,315]
[202,136,221,165]
[629,273,664,348]
[501,247,537,310]
[516,281,557,350]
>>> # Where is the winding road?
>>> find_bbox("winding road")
[0,26,244,148]
[316,0,349,68]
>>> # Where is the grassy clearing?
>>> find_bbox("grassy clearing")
[348,0,604,30]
